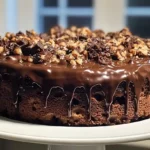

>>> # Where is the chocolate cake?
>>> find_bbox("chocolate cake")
[0,26,150,126]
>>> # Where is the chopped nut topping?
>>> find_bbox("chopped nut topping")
[70,60,76,66]
[13,46,22,55]
[28,56,33,62]
[49,39,55,47]
[0,46,4,54]
[0,26,150,66]
[56,50,66,56]
[76,58,83,65]
[51,55,60,63]
[72,50,80,58]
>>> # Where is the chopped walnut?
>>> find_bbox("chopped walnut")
[79,27,91,37]
[67,40,77,49]
[72,50,80,58]
[59,42,66,47]
[70,60,76,66]
[0,46,4,54]
[5,32,12,39]
[27,56,33,62]
[50,55,60,63]
[13,46,22,55]
[56,50,66,56]
[49,39,55,47]
[76,58,83,65]
[65,54,75,61]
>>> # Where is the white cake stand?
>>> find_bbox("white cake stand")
[0,117,150,150]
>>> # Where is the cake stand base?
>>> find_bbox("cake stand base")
[48,145,105,150]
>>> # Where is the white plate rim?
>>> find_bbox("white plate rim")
[0,117,150,145]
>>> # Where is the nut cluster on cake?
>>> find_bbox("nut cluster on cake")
[0,26,150,66]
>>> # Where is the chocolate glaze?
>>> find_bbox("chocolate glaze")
[0,57,150,120]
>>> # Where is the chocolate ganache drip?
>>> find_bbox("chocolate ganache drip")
[0,26,150,122]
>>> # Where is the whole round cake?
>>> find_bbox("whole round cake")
[0,26,150,126]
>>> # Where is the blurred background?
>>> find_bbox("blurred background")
[0,0,150,38]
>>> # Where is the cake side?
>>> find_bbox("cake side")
[0,60,150,125]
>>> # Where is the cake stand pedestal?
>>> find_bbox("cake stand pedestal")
[0,117,150,150]
[48,145,105,150]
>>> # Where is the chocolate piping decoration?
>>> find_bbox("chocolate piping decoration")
[28,82,42,90]
[131,82,138,114]
[85,92,91,120]
[125,81,129,115]
[68,86,89,117]
[110,80,127,116]
[128,81,138,115]
[89,84,105,120]
[45,86,64,108]
[13,86,25,108]
[143,77,150,97]
[13,77,43,108]
[13,76,24,108]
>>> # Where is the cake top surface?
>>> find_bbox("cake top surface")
[0,26,150,68]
